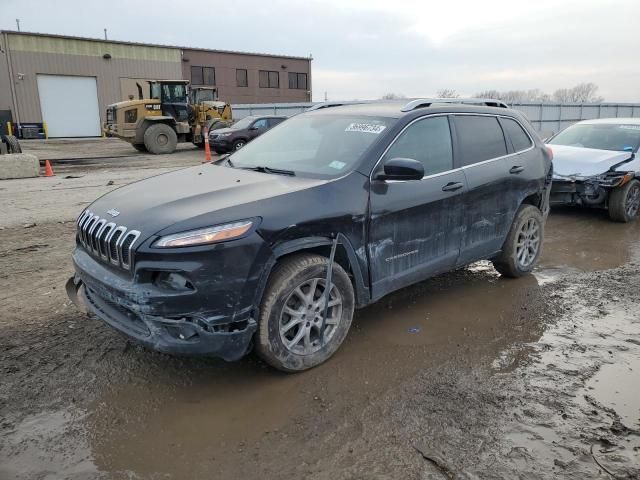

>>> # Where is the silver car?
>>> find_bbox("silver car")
[547,118,640,222]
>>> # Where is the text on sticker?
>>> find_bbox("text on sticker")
[345,123,387,134]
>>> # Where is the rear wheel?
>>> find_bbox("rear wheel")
[492,205,544,278]
[256,254,355,372]
[143,123,177,154]
[608,179,640,223]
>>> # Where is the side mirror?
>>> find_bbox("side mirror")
[376,158,424,181]
[249,125,258,131]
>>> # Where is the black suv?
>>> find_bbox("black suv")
[67,99,553,372]
[210,115,286,153]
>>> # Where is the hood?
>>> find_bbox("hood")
[549,144,633,178]
[86,165,326,238]
[210,127,234,135]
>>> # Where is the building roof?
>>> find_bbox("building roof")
[0,30,312,61]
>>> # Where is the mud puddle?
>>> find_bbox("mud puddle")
[2,210,640,479]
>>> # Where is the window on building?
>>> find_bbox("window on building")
[236,69,248,87]
[259,70,280,88]
[191,66,215,86]
[382,116,453,176]
[288,72,308,90]
[454,115,507,165]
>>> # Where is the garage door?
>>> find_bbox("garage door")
[37,75,101,137]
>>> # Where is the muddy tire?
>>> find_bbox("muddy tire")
[132,143,147,152]
[493,205,544,278]
[143,123,177,154]
[608,179,640,223]
[256,254,355,372]
[2,135,22,154]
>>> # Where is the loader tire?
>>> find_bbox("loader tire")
[143,123,177,154]
[2,135,22,154]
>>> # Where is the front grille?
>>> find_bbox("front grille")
[76,210,141,270]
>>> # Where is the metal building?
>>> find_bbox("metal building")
[0,31,312,138]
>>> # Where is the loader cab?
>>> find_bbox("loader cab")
[149,80,190,123]
[190,87,218,105]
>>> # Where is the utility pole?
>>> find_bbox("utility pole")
[104,28,108,40]
[16,19,20,32]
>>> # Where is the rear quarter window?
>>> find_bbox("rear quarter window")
[454,115,507,166]
[501,117,533,152]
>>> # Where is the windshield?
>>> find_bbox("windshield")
[228,114,395,177]
[231,116,257,130]
[549,123,640,152]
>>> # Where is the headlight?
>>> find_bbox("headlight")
[154,220,253,248]
[215,132,232,137]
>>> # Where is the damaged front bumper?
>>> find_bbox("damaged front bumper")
[66,250,257,361]
[550,172,635,207]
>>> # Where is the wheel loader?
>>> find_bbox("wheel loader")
[103,80,232,154]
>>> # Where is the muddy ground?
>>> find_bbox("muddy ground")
[1,139,639,479]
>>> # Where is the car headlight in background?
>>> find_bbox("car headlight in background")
[215,132,232,137]
[154,220,254,248]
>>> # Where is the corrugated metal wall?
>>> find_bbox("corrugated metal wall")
[231,101,640,136]
[3,33,182,126]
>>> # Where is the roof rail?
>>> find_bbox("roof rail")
[401,98,509,112]
[306,100,378,111]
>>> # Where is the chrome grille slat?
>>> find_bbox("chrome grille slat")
[75,210,141,271]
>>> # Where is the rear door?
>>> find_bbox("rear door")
[498,117,542,220]
[368,115,467,299]
[453,114,511,265]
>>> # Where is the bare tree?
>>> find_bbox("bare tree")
[552,83,603,103]
[380,92,406,100]
[436,88,460,98]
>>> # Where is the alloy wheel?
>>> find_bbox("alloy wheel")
[515,218,540,268]
[625,183,640,218]
[279,278,343,355]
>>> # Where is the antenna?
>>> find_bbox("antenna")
[104,28,108,40]
[16,19,21,32]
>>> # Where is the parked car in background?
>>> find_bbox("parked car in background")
[547,118,640,222]
[209,115,287,153]
[67,99,552,372]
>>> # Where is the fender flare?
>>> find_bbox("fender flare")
[252,235,370,312]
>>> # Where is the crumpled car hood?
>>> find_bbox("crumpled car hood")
[548,144,635,178]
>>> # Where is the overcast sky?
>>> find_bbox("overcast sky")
[2,0,639,102]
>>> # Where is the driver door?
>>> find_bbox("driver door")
[368,115,467,300]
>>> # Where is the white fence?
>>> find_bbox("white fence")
[231,101,640,136]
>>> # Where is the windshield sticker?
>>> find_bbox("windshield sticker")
[619,125,640,130]
[328,160,347,170]
[345,123,387,134]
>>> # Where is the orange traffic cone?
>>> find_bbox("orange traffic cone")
[44,159,55,177]
[203,127,212,162]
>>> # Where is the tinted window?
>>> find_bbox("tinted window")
[268,118,285,127]
[455,116,507,165]
[382,116,453,176]
[259,70,279,88]
[288,72,308,89]
[502,117,532,152]
[252,119,268,130]
[190,66,203,85]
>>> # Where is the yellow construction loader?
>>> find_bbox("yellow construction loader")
[103,80,232,154]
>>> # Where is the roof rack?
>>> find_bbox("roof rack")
[401,98,509,112]
[306,100,378,111]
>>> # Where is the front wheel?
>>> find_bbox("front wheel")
[492,205,544,278]
[608,179,640,223]
[143,123,177,154]
[232,139,246,151]
[256,254,355,372]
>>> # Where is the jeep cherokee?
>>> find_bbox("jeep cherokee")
[67,99,553,372]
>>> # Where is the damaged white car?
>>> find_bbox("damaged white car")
[547,118,640,222]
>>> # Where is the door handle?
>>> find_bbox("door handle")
[442,182,464,192]
[509,166,525,174]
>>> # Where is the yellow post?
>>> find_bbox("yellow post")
[43,122,48,139]
[7,121,12,136]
